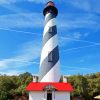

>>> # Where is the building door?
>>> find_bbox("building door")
[47,92,52,100]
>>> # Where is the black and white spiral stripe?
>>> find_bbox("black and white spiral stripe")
[39,13,60,82]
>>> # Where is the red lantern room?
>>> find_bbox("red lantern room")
[46,1,55,7]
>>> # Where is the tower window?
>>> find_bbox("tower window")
[49,27,53,33]
[48,52,53,62]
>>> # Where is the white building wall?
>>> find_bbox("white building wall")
[29,91,70,100]
[54,92,70,100]
[29,91,46,100]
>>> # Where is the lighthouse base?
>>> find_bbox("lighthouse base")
[26,82,73,100]
[29,91,70,100]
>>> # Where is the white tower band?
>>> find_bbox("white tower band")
[39,1,61,82]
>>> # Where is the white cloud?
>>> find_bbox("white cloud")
[73,32,90,39]
[58,15,100,29]
[0,0,49,5]
[0,12,99,30]
[0,0,26,14]
[0,0,15,5]
[0,40,41,69]
[0,0,28,5]
[84,33,90,37]
[66,0,91,11]
[0,61,7,67]
[62,0,100,14]
[62,65,97,71]
[59,32,90,47]
[27,0,54,4]
[0,13,43,29]
[73,33,82,39]
[0,70,23,76]
[28,0,45,3]
[0,1,99,30]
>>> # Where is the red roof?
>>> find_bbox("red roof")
[26,82,73,92]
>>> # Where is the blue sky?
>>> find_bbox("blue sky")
[0,0,100,76]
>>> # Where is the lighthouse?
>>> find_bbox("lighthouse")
[39,1,60,82]
[26,1,73,100]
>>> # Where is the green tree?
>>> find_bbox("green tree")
[0,72,33,99]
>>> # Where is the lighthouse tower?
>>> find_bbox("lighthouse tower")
[39,1,60,82]
[26,1,73,100]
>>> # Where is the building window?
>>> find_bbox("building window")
[48,52,53,62]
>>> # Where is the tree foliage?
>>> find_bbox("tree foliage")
[0,72,99,100]
[0,72,32,100]
[68,72,100,100]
